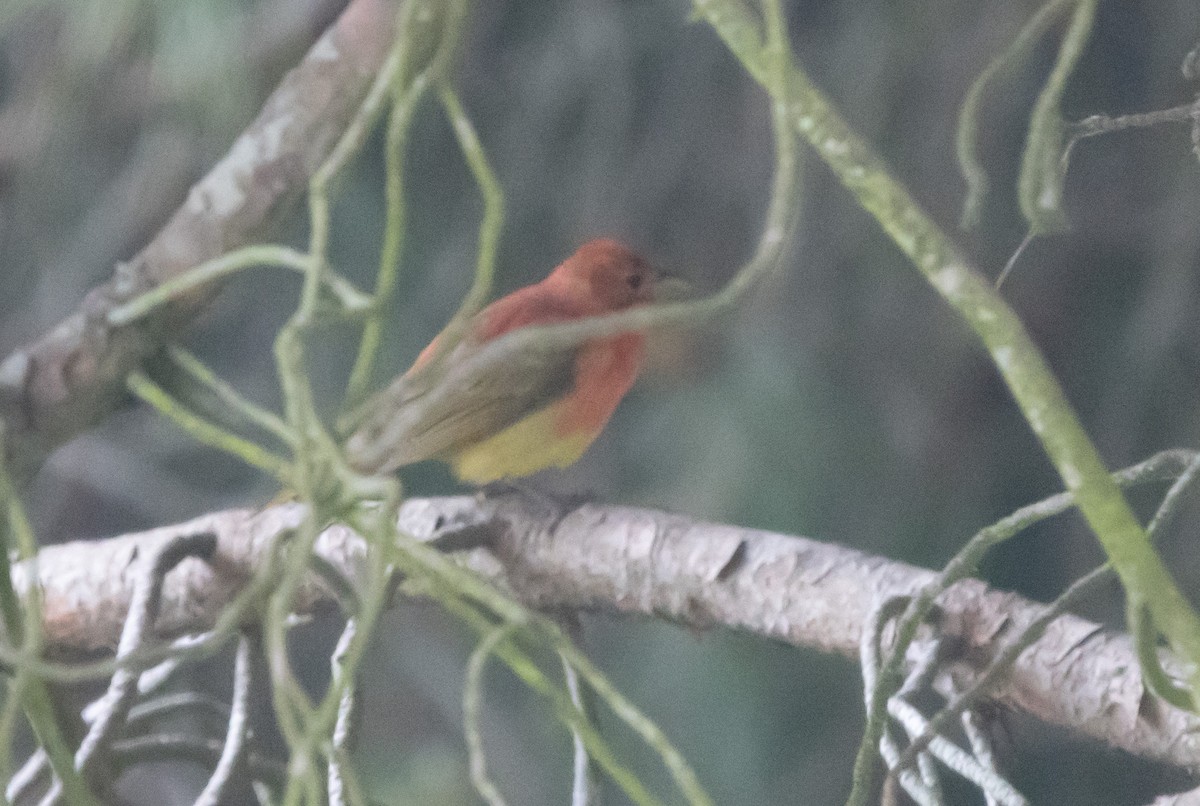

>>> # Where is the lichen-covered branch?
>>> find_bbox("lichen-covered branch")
[0,0,400,482]
[13,494,1200,773]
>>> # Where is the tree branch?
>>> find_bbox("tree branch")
[0,0,399,482]
[14,494,1200,773]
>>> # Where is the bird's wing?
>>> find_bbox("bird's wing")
[343,292,585,474]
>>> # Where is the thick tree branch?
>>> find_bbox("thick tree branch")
[14,495,1200,774]
[0,0,398,481]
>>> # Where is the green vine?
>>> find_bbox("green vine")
[1016,0,1097,233]
[693,0,1200,703]
[689,0,1200,802]
[0,427,101,805]
[5,0,930,802]
[955,0,1075,228]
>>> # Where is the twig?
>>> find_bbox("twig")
[36,532,216,805]
[961,710,1003,806]
[328,620,366,806]
[464,623,516,806]
[895,562,1111,782]
[126,372,291,482]
[107,734,285,787]
[858,596,931,805]
[1059,102,1200,181]
[268,512,393,806]
[887,699,1026,806]
[854,450,1196,799]
[377,75,504,395]
[194,631,257,806]
[0,525,298,687]
[891,451,1200,776]
[1145,451,1200,538]
[1191,98,1200,164]
[431,592,666,806]
[0,426,95,806]
[105,245,369,326]
[160,346,295,447]
[994,230,1034,290]
[1017,0,1097,233]
[382,494,720,806]
[344,0,472,404]
[72,532,218,787]
[1067,105,1198,141]
[135,634,214,695]
[7,749,48,805]
[894,636,948,803]
[309,554,363,615]
[955,0,1075,228]
[255,12,462,790]
[559,616,601,806]
[123,691,231,730]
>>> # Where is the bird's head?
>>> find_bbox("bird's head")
[552,238,659,312]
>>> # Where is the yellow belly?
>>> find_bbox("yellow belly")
[450,402,595,483]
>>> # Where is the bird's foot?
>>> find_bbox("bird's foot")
[478,479,593,532]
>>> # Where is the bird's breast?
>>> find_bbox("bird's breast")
[555,333,645,437]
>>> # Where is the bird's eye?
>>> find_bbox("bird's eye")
[628,273,643,290]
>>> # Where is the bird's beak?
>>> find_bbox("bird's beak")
[653,272,694,303]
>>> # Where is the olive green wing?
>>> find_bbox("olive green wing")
[342,336,578,474]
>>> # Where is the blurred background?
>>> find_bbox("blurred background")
[3,0,1200,803]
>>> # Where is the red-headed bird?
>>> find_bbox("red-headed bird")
[343,239,661,483]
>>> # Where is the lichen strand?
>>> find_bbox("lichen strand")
[691,0,765,65]
[801,105,1102,499]
[692,0,1200,698]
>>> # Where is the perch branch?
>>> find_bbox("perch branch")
[10,490,1200,773]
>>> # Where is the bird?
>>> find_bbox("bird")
[343,238,665,483]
